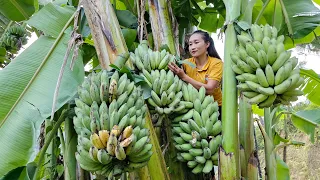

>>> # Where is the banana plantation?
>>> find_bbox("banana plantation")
[1,0,320,179]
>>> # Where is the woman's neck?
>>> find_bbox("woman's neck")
[194,53,208,69]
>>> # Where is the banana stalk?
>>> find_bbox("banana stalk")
[238,3,258,178]
[145,112,170,180]
[163,116,186,180]
[219,22,240,179]
[239,96,254,178]
[33,110,67,180]
[64,117,77,180]
[147,0,178,55]
[50,122,58,180]
[263,107,277,179]
[82,0,131,69]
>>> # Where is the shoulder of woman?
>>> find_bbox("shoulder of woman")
[208,56,223,65]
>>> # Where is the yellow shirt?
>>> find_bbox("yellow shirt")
[183,56,223,106]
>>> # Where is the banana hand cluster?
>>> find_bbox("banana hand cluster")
[74,70,152,178]
[0,25,28,54]
[130,41,176,71]
[232,24,304,108]
[172,84,222,174]
[129,41,223,174]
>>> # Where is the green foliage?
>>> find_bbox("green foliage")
[276,155,290,180]
[300,69,320,106]
[292,109,320,143]
[26,3,75,38]
[115,10,138,29]
[0,0,38,21]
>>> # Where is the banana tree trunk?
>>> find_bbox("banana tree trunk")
[239,96,258,179]
[220,0,242,174]
[147,0,179,55]
[145,112,170,180]
[219,22,239,179]
[82,0,130,69]
[82,0,169,179]
[64,117,77,180]
[263,108,276,179]
[239,96,253,177]
[238,2,258,178]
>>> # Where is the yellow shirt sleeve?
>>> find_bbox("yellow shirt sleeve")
[207,59,223,82]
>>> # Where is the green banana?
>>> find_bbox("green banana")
[189,149,203,156]
[256,68,269,88]
[257,50,268,68]
[267,44,277,65]
[237,34,252,47]
[246,56,260,70]
[274,66,286,86]
[202,160,213,174]
[242,91,259,98]
[187,161,198,169]
[246,43,258,60]
[262,37,271,52]
[192,163,204,174]
[203,147,212,159]
[265,64,275,86]
[237,83,252,91]
[232,64,245,74]
[272,51,291,72]
[258,94,277,108]
[248,93,269,104]
[251,24,263,42]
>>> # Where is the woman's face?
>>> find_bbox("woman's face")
[188,33,209,58]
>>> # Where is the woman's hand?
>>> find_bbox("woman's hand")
[168,62,186,80]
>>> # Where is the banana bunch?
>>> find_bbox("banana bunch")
[130,41,176,72]
[0,25,28,54]
[7,25,27,37]
[144,69,189,115]
[74,70,153,178]
[231,24,304,108]
[172,84,222,174]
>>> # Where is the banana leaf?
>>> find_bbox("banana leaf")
[0,4,84,176]
[0,0,38,21]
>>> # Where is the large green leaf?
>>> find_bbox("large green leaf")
[118,0,134,12]
[0,12,11,38]
[0,33,84,176]
[0,166,25,180]
[276,155,290,180]
[300,69,320,106]
[282,0,320,38]
[26,3,75,38]
[115,10,137,29]
[121,28,137,49]
[199,11,225,33]
[291,109,320,143]
[0,0,37,21]
[284,26,320,49]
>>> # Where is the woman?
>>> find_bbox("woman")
[168,30,223,117]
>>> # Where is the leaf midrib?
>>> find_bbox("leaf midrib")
[10,0,29,19]
[0,12,77,128]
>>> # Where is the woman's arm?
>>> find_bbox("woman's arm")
[168,62,220,94]
[182,75,219,94]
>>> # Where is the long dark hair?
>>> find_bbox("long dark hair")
[185,30,221,60]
